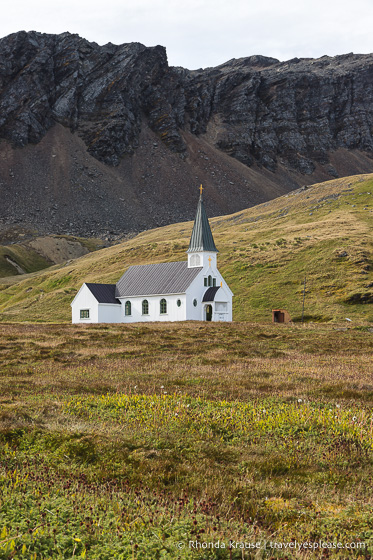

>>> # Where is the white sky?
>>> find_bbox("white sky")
[1,0,372,69]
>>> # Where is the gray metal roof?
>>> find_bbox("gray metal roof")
[115,261,202,298]
[86,283,121,304]
[187,194,218,253]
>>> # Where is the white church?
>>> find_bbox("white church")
[71,188,233,323]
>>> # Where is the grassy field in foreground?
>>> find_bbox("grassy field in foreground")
[1,322,373,559]
[0,173,372,323]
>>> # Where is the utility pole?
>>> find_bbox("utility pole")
[301,274,307,323]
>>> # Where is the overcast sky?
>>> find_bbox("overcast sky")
[1,0,372,69]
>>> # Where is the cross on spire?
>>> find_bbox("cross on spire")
[199,184,204,196]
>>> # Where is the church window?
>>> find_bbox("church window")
[80,309,89,319]
[160,298,167,314]
[213,278,216,287]
[208,275,212,287]
[193,299,197,307]
[142,300,149,315]
[204,278,207,286]
[190,254,201,267]
[125,301,131,316]
[177,299,181,307]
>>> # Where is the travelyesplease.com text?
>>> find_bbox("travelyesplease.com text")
[181,539,366,551]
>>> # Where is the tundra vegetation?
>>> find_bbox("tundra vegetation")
[0,321,372,559]
[0,174,372,558]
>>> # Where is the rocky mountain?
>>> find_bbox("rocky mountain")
[0,31,373,239]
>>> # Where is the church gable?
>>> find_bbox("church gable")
[71,283,122,324]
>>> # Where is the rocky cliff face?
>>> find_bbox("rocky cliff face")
[0,31,373,238]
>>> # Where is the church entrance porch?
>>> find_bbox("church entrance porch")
[205,304,213,321]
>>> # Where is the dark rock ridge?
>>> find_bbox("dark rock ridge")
[0,31,373,238]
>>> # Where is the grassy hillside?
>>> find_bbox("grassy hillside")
[0,174,372,323]
[0,244,51,277]
[0,234,107,278]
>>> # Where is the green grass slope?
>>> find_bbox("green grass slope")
[0,173,372,323]
[0,234,107,278]
[0,244,52,277]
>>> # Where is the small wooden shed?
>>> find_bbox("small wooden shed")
[272,309,292,323]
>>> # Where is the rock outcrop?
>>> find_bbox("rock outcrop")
[0,31,373,237]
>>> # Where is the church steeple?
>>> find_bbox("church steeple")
[187,186,218,269]
[187,186,218,254]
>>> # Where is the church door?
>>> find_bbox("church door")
[205,304,212,321]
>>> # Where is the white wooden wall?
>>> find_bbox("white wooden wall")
[119,294,186,323]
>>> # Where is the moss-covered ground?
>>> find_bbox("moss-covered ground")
[0,322,372,559]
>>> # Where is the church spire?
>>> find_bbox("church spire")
[187,186,218,253]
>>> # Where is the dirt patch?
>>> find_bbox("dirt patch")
[28,237,89,264]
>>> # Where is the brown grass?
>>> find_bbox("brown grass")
[1,322,372,558]
[1,321,372,403]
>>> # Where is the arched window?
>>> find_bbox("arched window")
[125,301,131,316]
[142,300,149,315]
[208,275,212,287]
[160,298,167,314]
[190,254,201,267]
[213,278,216,287]
[177,299,181,307]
